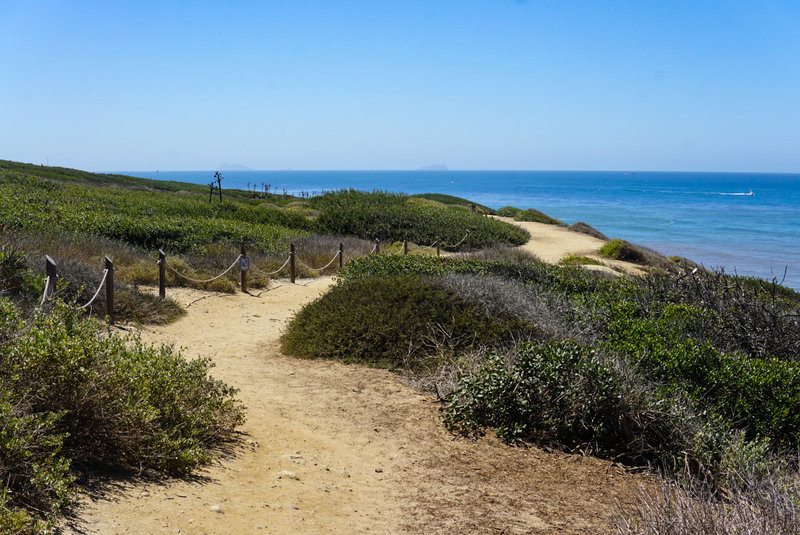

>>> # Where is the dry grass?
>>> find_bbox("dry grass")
[614,476,800,535]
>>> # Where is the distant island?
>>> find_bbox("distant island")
[418,164,449,171]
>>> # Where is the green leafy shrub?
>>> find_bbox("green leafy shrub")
[496,206,564,225]
[310,189,528,249]
[281,275,529,369]
[0,298,244,529]
[444,341,687,458]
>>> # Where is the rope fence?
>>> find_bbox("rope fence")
[166,255,243,283]
[76,269,109,310]
[36,256,116,323]
[33,227,476,316]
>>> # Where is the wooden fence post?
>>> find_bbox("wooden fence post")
[105,256,115,325]
[240,246,248,293]
[466,230,471,252]
[45,255,57,298]
[436,236,440,257]
[403,240,408,255]
[290,243,296,284]
[375,238,380,254]
[158,249,166,298]
[338,243,344,270]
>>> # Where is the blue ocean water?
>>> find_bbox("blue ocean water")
[123,170,800,289]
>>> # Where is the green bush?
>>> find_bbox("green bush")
[496,206,563,225]
[310,189,528,249]
[0,298,244,529]
[444,341,687,457]
[281,275,529,369]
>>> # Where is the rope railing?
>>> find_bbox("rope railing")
[251,255,292,276]
[442,232,470,249]
[33,227,475,308]
[38,276,52,307]
[166,255,243,283]
[77,269,109,310]
[298,251,341,272]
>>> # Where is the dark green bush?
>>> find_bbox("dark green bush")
[310,189,528,249]
[281,275,529,369]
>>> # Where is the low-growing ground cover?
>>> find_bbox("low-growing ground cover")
[0,170,312,254]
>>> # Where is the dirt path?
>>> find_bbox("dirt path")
[63,274,648,535]
[493,216,645,276]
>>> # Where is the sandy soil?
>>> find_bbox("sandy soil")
[493,216,645,277]
[63,223,652,535]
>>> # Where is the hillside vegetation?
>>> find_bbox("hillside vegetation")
[0,160,532,532]
[283,253,800,533]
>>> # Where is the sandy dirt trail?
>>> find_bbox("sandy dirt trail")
[492,216,645,276]
[64,226,650,534]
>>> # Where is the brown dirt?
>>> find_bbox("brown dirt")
[63,274,650,535]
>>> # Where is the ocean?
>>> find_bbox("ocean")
[122,170,800,290]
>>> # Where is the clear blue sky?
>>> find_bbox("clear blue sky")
[1,1,798,172]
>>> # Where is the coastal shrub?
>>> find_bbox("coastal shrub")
[496,206,564,225]
[598,238,679,273]
[281,275,528,369]
[569,222,609,241]
[454,246,541,264]
[443,341,689,458]
[514,208,565,226]
[0,169,311,255]
[310,189,528,249]
[0,245,43,303]
[601,301,800,447]
[410,193,494,214]
[559,255,604,266]
[0,298,244,529]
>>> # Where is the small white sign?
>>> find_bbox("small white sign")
[240,257,250,271]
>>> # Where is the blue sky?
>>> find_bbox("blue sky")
[1,1,798,172]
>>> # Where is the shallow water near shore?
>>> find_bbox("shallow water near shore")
[123,170,800,289]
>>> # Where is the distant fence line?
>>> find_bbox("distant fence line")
[35,231,474,321]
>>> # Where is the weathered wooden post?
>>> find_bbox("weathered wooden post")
[105,256,115,325]
[466,230,471,252]
[290,243,296,284]
[375,238,380,254]
[158,249,166,298]
[240,246,248,293]
[403,240,408,255]
[45,255,57,298]
[436,235,440,257]
[338,243,344,270]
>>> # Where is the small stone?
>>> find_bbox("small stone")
[375,468,383,473]
[277,470,299,480]
[177,493,187,498]
[210,505,224,513]
[289,505,299,510]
